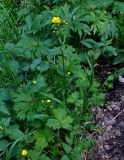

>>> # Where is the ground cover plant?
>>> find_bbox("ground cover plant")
[0,0,124,159]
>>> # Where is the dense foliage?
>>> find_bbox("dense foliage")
[0,0,124,159]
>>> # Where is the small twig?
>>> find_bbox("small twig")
[110,108,124,122]
[80,108,124,140]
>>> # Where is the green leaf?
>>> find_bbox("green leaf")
[93,49,101,60]
[47,109,73,130]
[25,15,33,30]
[113,51,124,64]
[0,139,9,151]
[29,75,46,93]
[116,67,124,75]
[15,35,38,58]
[62,143,72,153]
[81,39,104,49]
[34,129,52,150]
[32,114,49,120]
[82,113,94,122]
[35,137,48,150]
[53,108,67,121]
[5,43,15,53]
[67,91,84,106]
[81,138,95,149]
[65,135,73,145]
[0,88,11,101]
[40,155,51,160]
[13,90,32,120]
[0,100,9,115]
[0,118,10,127]
[104,46,117,56]
[67,91,79,104]
[70,146,82,160]
[113,2,124,14]
[28,150,51,160]
[18,8,30,19]
[30,15,42,33]
[46,119,61,130]
[6,125,24,140]
[34,131,48,150]
[61,155,70,160]
[28,149,41,160]
[30,58,41,71]
[37,63,49,73]
[8,59,20,75]
[61,116,73,130]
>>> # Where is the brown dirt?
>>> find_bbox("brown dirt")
[90,75,124,160]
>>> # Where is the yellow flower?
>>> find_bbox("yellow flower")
[47,99,51,103]
[52,17,61,24]
[21,150,28,156]
[67,72,71,76]
[32,80,36,84]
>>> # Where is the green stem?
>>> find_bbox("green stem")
[57,129,60,141]
[60,46,67,106]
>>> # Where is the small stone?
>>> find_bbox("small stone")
[115,130,121,136]
[106,125,112,131]
[108,106,112,111]
[118,75,124,83]
[104,144,110,150]
[118,121,124,128]
[107,72,111,75]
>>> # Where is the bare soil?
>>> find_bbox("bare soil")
[90,60,124,160]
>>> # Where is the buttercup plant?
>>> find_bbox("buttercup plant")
[0,0,124,159]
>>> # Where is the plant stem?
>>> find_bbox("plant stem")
[57,129,60,141]
[60,46,67,106]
